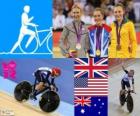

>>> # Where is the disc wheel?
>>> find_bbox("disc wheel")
[39,91,60,112]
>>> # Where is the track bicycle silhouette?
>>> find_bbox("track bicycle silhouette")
[14,76,60,112]
[18,25,52,54]
[119,89,136,113]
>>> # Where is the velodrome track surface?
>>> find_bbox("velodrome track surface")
[0,91,61,116]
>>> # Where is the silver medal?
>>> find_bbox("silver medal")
[76,43,81,49]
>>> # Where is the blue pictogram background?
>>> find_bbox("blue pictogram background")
[0,0,52,58]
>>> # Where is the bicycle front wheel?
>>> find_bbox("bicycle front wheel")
[127,94,133,113]
[39,91,60,112]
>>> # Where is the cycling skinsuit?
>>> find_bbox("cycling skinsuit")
[34,67,55,85]
[121,70,134,90]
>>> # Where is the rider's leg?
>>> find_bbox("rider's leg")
[35,82,46,91]
[126,81,131,92]
[121,80,126,95]
[25,29,35,48]
[31,71,46,99]
[34,85,50,96]
[10,33,24,53]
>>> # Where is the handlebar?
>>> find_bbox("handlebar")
[126,90,136,94]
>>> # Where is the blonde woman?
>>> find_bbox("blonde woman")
[109,3,137,58]
[59,3,90,58]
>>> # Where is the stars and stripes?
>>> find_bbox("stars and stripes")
[74,78,108,96]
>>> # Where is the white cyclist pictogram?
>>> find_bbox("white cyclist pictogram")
[9,5,52,54]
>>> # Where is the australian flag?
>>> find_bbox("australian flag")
[74,96,108,116]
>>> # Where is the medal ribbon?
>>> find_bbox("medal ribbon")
[116,21,123,45]
[96,26,102,51]
[73,21,82,43]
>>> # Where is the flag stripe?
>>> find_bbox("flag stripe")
[74,66,108,70]
[75,88,107,90]
[75,94,108,96]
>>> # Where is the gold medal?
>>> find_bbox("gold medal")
[76,43,81,50]
[96,49,101,56]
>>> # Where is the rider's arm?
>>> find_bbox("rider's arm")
[59,26,69,57]
[41,71,51,85]
[26,22,36,27]
[51,77,55,85]
[27,17,36,27]
[132,78,135,92]
[122,66,128,74]
[28,16,34,22]
[22,13,36,27]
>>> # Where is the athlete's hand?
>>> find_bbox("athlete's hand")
[50,85,55,91]
[131,90,136,94]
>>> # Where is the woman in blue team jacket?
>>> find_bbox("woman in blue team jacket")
[88,8,111,57]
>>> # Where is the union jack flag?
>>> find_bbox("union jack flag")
[74,96,91,107]
[74,58,108,78]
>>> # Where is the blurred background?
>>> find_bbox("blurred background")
[53,0,140,57]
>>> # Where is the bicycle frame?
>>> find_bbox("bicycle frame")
[34,26,52,48]
[18,26,52,54]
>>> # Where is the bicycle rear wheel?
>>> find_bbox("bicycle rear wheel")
[127,94,133,113]
[39,91,60,112]
[14,81,32,101]
[119,90,126,106]
[19,36,38,54]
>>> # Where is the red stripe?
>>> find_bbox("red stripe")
[75,86,108,88]
[88,80,108,82]
[74,66,108,70]
[75,89,108,91]
[88,83,107,85]
[75,94,107,97]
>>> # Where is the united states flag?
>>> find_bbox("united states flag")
[74,58,108,78]
[74,78,108,96]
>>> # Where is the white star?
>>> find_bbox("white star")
[98,99,101,101]
[102,102,104,105]
[91,33,94,36]
[98,111,101,115]
[81,109,85,114]
[94,104,96,107]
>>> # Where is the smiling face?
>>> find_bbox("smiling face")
[114,6,124,22]
[72,7,82,21]
[93,10,104,25]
